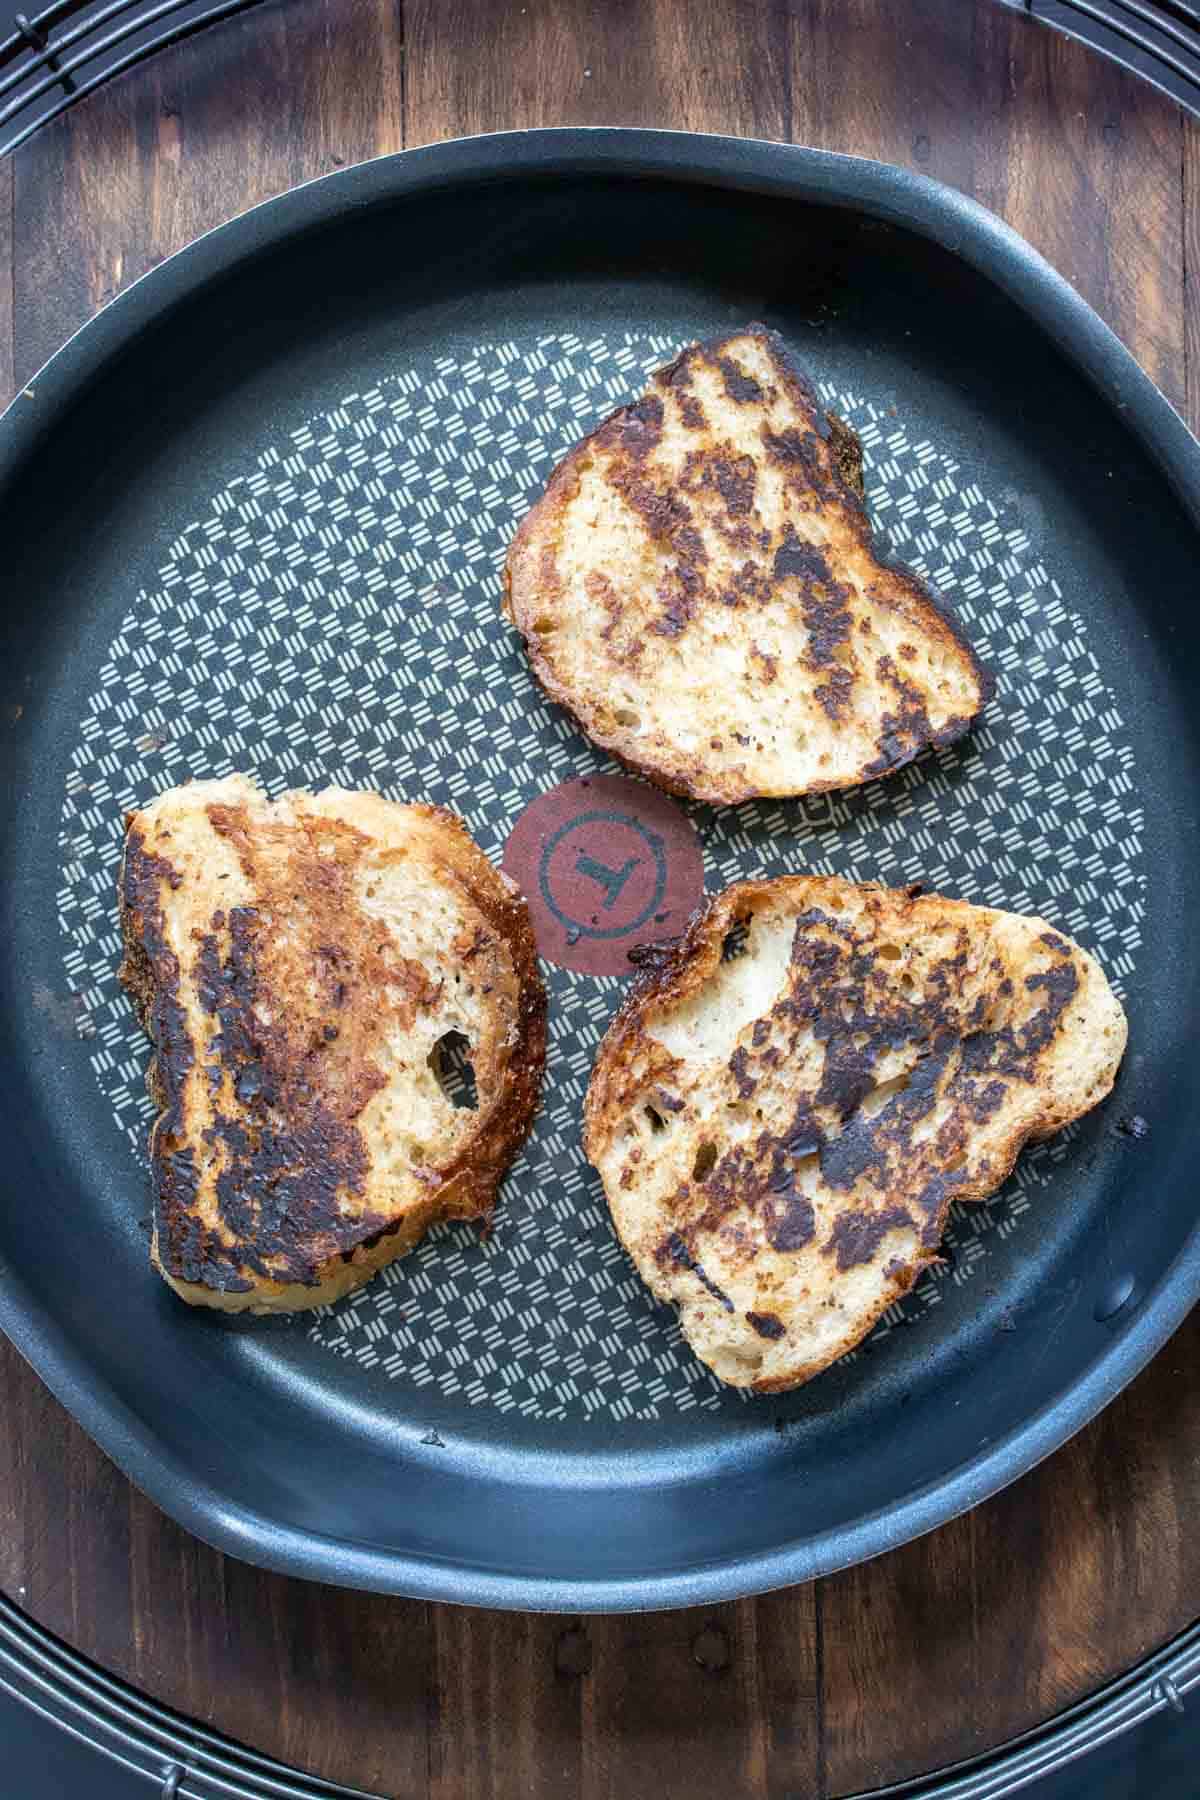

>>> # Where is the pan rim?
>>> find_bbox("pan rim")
[1,126,1197,1610]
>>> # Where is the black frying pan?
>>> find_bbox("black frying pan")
[0,131,1196,1610]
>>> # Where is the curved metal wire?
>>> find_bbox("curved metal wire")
[0,1594,376,1796]
[0,0,156,99]
[1019,1,1200,115]
[0,0,267,154]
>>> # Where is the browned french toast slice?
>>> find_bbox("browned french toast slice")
[506,325,989,804]
[585,876,1126,1391]
[120,774,546,1313]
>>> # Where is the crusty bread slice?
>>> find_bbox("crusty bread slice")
[505,325,990,805]
[585,876,1126,1391]
[119,774,546,1313]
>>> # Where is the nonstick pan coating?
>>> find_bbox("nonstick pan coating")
[0,132,1197,1609]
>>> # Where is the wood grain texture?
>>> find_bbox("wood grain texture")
[151,1548,430,1799]
[580,1606,782,1800]
[787,0,976,191]
[406,0,788,146]
[428,1609,586,1800]
[820,1310,1200,1790]
[11,0,404,386]
[425,1601,816,1800]
[780,1,1185,407]
[0,2,1196,1796]
[967,4,1185,411]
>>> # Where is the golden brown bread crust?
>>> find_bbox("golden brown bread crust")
[505,325,991,804]
[585,876,1127,1391]
[119,777,546,1313]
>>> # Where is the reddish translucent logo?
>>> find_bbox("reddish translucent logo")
[503,775,706,976]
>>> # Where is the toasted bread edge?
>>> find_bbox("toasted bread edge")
[119,793,548,1315]
[584,875,1127,1391]
[505,325,993,804]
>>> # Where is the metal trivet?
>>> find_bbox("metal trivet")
[0,0,266,155]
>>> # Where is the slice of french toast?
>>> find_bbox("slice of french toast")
[585,875,1126,1391]
[119,774,546,1313]
[506,325,989,804]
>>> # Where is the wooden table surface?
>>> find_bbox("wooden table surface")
[2,3,1199,1795]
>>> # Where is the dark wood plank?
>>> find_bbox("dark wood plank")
[428,1610,586,1800]
[0,1338,134,1666]
[11,0,404,387]
[968,4,1185,410]
[746,1586,822,1798]
[787,0,977,192]
[132,1512,431,1799]
[425,1597,819,1800]
[581,1604,788,1800]
[405,0,788,145]
[822,1310,1200,1794]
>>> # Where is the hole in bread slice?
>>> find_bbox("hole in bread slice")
[721,919,751,962]
[429,1030,478,1110]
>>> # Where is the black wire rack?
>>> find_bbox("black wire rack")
[1021,0,1200,112]
[0,1592,374,1799]
[0,0,267,155]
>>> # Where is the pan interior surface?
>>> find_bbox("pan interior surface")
[0,154,1196,1604]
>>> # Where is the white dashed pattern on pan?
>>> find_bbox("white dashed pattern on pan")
[56,332,1145,1422]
